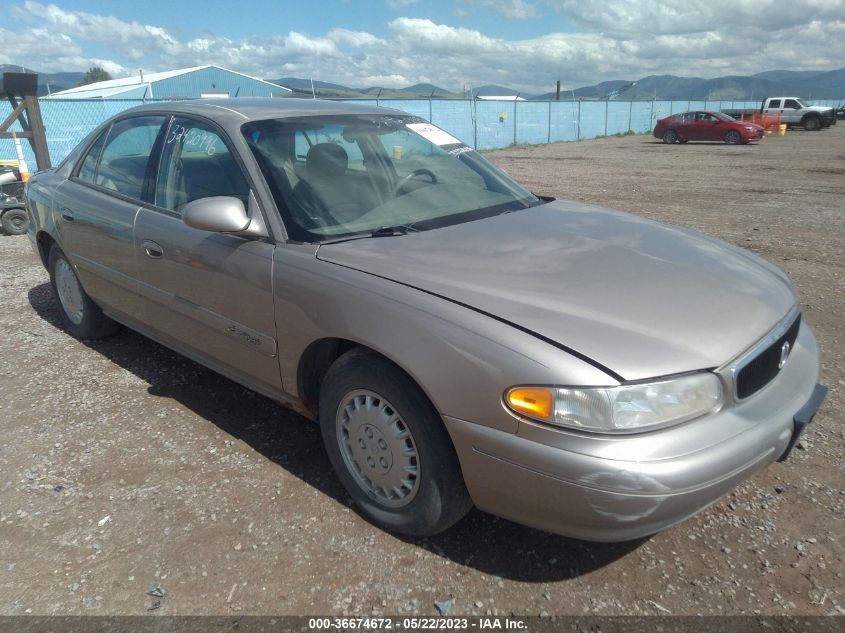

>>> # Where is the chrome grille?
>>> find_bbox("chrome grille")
[735,313,801,399]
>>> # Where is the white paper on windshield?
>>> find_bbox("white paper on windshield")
[406,122,461,146]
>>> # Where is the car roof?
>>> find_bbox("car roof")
[119,97,407,128]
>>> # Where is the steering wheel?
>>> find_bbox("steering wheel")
[392,169,437,197]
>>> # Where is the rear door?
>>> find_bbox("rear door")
[133,115,282,396]
[54,115,166,320]
[764,99,783,118]
[680,112,705,140]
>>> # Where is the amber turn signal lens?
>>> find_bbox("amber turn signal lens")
[506,387,553,420]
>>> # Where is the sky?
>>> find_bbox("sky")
[3,0,845,93]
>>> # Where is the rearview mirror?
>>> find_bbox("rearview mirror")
[182,196,250,233]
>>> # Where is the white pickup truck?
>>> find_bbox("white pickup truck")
[722,97,836,131]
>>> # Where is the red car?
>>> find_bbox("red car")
[654,110,765,145]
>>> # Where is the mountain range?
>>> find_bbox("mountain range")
[3,64,843,101]
[271,69,845,101]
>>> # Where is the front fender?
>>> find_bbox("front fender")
[272,244,617,433]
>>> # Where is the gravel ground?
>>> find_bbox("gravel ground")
[0,125,843,617]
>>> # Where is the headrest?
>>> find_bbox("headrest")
[306,143,348,178]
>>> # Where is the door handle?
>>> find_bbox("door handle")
[60,207,74,222]
[141,239,164,258]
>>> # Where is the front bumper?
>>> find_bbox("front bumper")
[445,322,824,542]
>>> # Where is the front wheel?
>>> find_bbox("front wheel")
[803,116,821,131]
[319,349,472,536]
[724,130,742,144]
[1,208,28,235]
[662,130,678,144]
[48,246,119,339]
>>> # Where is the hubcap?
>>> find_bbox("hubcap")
[55,258,84,325]
[9,214,26,230]
[336,390,420,508]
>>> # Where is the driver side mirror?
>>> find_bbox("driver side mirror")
[182,196,250,233]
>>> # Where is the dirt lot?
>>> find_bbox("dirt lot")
[1,126,843,617]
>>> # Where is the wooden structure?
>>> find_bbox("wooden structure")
[0,72,51,170]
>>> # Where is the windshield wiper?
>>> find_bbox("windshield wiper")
[370,224,420,237]
[317,224,421,245]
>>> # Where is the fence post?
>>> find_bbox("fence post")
[547,101,552,144]
[627,100,632,132]
[577,100,581,141]
[513,101,517,146]
[429,98,432,122]
[473,99,478,149]
[650,98,654,127]
[604,99,609,136]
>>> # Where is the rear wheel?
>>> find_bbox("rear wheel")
[724,130,742,144]
[319,349,472,536]
[1,208,28,235]
[662,130,678,144]
[48,246,119,339]
[678,138,689,144]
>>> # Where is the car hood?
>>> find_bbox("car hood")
[316,200,796,381]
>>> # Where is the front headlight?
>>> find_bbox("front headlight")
[744,125,756,131]
[505,373,723,434]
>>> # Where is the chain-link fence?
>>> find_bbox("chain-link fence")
[2,97,843,166]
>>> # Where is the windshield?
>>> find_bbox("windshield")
[714,111,735,121]
[242,114,540,242]
[795,99,809,108]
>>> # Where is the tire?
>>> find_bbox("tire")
[48,245,119,339]
[1,208,28,235]
[724,130,742,144]
[662,130,678,144]
[678,138,689,144]
[803,116,821,131]
[319,348,472,536]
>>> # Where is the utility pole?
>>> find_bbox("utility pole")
[555,80,561,101]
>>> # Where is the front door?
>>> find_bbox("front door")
[54,115,166,320]
[698,113,723,141]
[782,99,802,123]
[133,115,282,397]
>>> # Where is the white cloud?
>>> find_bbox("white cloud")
[89,58,127,76]
[386,0,419,8]
[4,0,845,93]
[549,0,845,35]
[463,0,539,19]
[327,28,388,48]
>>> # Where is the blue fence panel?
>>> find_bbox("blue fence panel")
[474,101,515,150]
[651,101,673,122]
[670,100,688,114]
[430,100,474,146]
[549,101,578,142]
[352,99,431,119]
[1,98,170,167]
[606,101,631,134]
[515,102,549,145]
[4,95,844,168]
[578,101,605,139]
[630,101,655,133]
